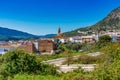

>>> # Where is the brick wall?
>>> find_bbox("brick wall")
[19,42,35,53]
[38,40,55,52]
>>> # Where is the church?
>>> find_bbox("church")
[54,27,66,39]
[54,27,67,43]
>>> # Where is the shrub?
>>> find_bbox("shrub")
[54,50,62,54]
[66,42,81,52]
[78,54,106,64]
[92,42,120,80]
[99,35,112,42]
[96,35,112,48]
[0,49,58,78]
[39,63,58,75]
[0,49,40,77]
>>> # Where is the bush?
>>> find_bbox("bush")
[39,63,58,75]
[0,49,40,77]
[96,35,112,48]
[78,54,106,64]
[66,42,81,52]
[99,35,112,42]
[0,49,58,78]
[92,42,120,80]
[54,50,62,54]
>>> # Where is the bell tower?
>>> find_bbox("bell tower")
[54,26,66,39]
[58,27,61,35]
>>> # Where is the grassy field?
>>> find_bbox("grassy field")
[9,74,61,80]
[36,52,88,61]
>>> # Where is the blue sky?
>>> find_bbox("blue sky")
[0,0,120,35]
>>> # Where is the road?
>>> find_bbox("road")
[43,56,79,66]
[43,57,66,66]
[42,52,100,73]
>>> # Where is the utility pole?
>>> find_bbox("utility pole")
[67,50,72,66]
[97,27,100,41]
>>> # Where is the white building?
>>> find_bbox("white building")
[69,36,82,43]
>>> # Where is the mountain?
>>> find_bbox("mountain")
[42,34,56,38]
[38,34,56,38]
[64,7,120,37]
[0,27,38,40]
[0,27,56,40]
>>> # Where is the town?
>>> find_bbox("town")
[0,27,120,55]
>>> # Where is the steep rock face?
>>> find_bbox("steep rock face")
[64,7,120,37]
[91,7,120,31]
[106,7,120,20]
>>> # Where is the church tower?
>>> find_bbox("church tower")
[58,27,61,35]
[54,26,66,39]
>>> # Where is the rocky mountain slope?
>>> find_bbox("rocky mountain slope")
[64,7,120,37]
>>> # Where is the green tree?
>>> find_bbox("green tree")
[96,35,112,48]
[66,42,81,52]
[99,35,112,42]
